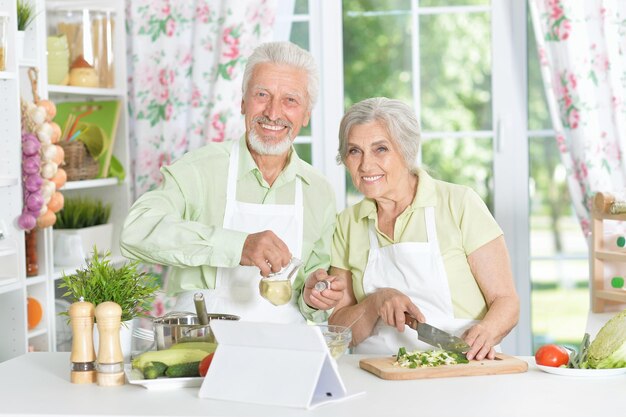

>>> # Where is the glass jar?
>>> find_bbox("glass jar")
[0,12,8,72]
[47,7,116,88]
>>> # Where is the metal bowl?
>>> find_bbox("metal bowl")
[153,311,239,350]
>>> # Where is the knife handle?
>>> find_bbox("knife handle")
[404,312,418,331]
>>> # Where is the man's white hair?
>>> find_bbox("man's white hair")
[242,42,319,110]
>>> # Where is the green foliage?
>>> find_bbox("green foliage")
[58,250,159,322]
[16,0,36,31]
[54,197,111,229]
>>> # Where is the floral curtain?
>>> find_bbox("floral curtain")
[529,0,626,236]
[126,0,277,316]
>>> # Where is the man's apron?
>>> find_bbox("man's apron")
[175,142,305,323]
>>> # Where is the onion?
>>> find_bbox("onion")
[18,212,37,230]
[48,192,64,212]
[24,174,43,193]
[29,106,46,126]
[37,100,57,120]
[22,134,41,156]
[22,155,41,175]
[52,144,65,165]
[36,210,56,228]
[41,162,58,179]
[26,192,44,212]
[42,180,56,198]
[39,204,48,215]
[50,122,62,143]
[36,129,51,144]
[51,168,67,189]
[41,144,57,162]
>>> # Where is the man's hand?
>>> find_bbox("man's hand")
[303,269,346,310]
[240,231,291,276]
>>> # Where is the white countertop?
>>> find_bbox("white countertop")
[0,352,624,417]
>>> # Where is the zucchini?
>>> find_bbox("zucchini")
[170,342,217,353]
[132,348,209,371]
[165,361,201,378]
[143,361,167,379]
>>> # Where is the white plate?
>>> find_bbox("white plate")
[124,365,204,390]
[536,364,626,377]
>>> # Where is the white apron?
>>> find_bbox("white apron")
[354,206,479,354]
[175,142,305,324]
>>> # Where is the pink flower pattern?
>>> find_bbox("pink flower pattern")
[530,1,626,236]
[126,1,277,310]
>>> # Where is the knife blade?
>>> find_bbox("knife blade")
[404,313,470,354]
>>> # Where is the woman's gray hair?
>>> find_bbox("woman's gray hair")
[337,97,421,170]
[242,42,319,110]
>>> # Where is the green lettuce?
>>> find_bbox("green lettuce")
[587,309,626,369]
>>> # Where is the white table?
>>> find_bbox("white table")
[0,353,624,417]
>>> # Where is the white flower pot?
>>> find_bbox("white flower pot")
[54,224,114,266]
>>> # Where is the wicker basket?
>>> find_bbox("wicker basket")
[59,141,99,181]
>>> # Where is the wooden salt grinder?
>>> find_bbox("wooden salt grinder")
[69,300,96,384]
[94,301,125,386]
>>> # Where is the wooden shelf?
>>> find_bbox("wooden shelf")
[61,178,120,191]
[28,327,48,339]
[18,59,38,68]
[48,85,125,97]
[25,275,48,286]
[594,250,626,262]
[595,289,626,304]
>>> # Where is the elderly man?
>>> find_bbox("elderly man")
[121,42,342,323]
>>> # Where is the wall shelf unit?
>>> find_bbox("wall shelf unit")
[0,0,131,363]
[590,192,626,313]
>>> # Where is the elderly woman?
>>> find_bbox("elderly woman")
[326,97,519,360]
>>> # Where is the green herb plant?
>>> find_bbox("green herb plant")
[17,0,36,31]
[54,197,112,229]
[59,249,159,323]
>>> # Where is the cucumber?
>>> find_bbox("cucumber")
[169,342,217,353]
[132,348,209,371]
[165,361,201,378]
[143,361,167,379]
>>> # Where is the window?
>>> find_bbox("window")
[275,1,590,355]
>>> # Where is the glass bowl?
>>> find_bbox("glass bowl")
[316,325,352,359]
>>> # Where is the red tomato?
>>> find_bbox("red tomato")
[534,344,569,367]
[198,352,214,377]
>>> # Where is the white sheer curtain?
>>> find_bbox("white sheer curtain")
[530,0,626,236]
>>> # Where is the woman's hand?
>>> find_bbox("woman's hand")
[303,269,346,310]
[373,288,425,332]
[462,323,497,360]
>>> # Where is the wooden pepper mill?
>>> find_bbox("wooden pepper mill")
[94,301,125,386]
[69,298,96,384]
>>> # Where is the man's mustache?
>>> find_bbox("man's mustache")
[253,116,293,130]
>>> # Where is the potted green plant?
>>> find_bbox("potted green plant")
[16,0,36,60]
[59,249,159,360]
[59,249,159,323]
[53,197,112,266]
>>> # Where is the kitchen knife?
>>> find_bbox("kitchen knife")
[404,313,470,354]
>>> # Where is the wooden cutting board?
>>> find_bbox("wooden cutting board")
[359,353,528,380]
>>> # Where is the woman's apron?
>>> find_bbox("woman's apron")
[174,142,305,324]
[354,206,479,354]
